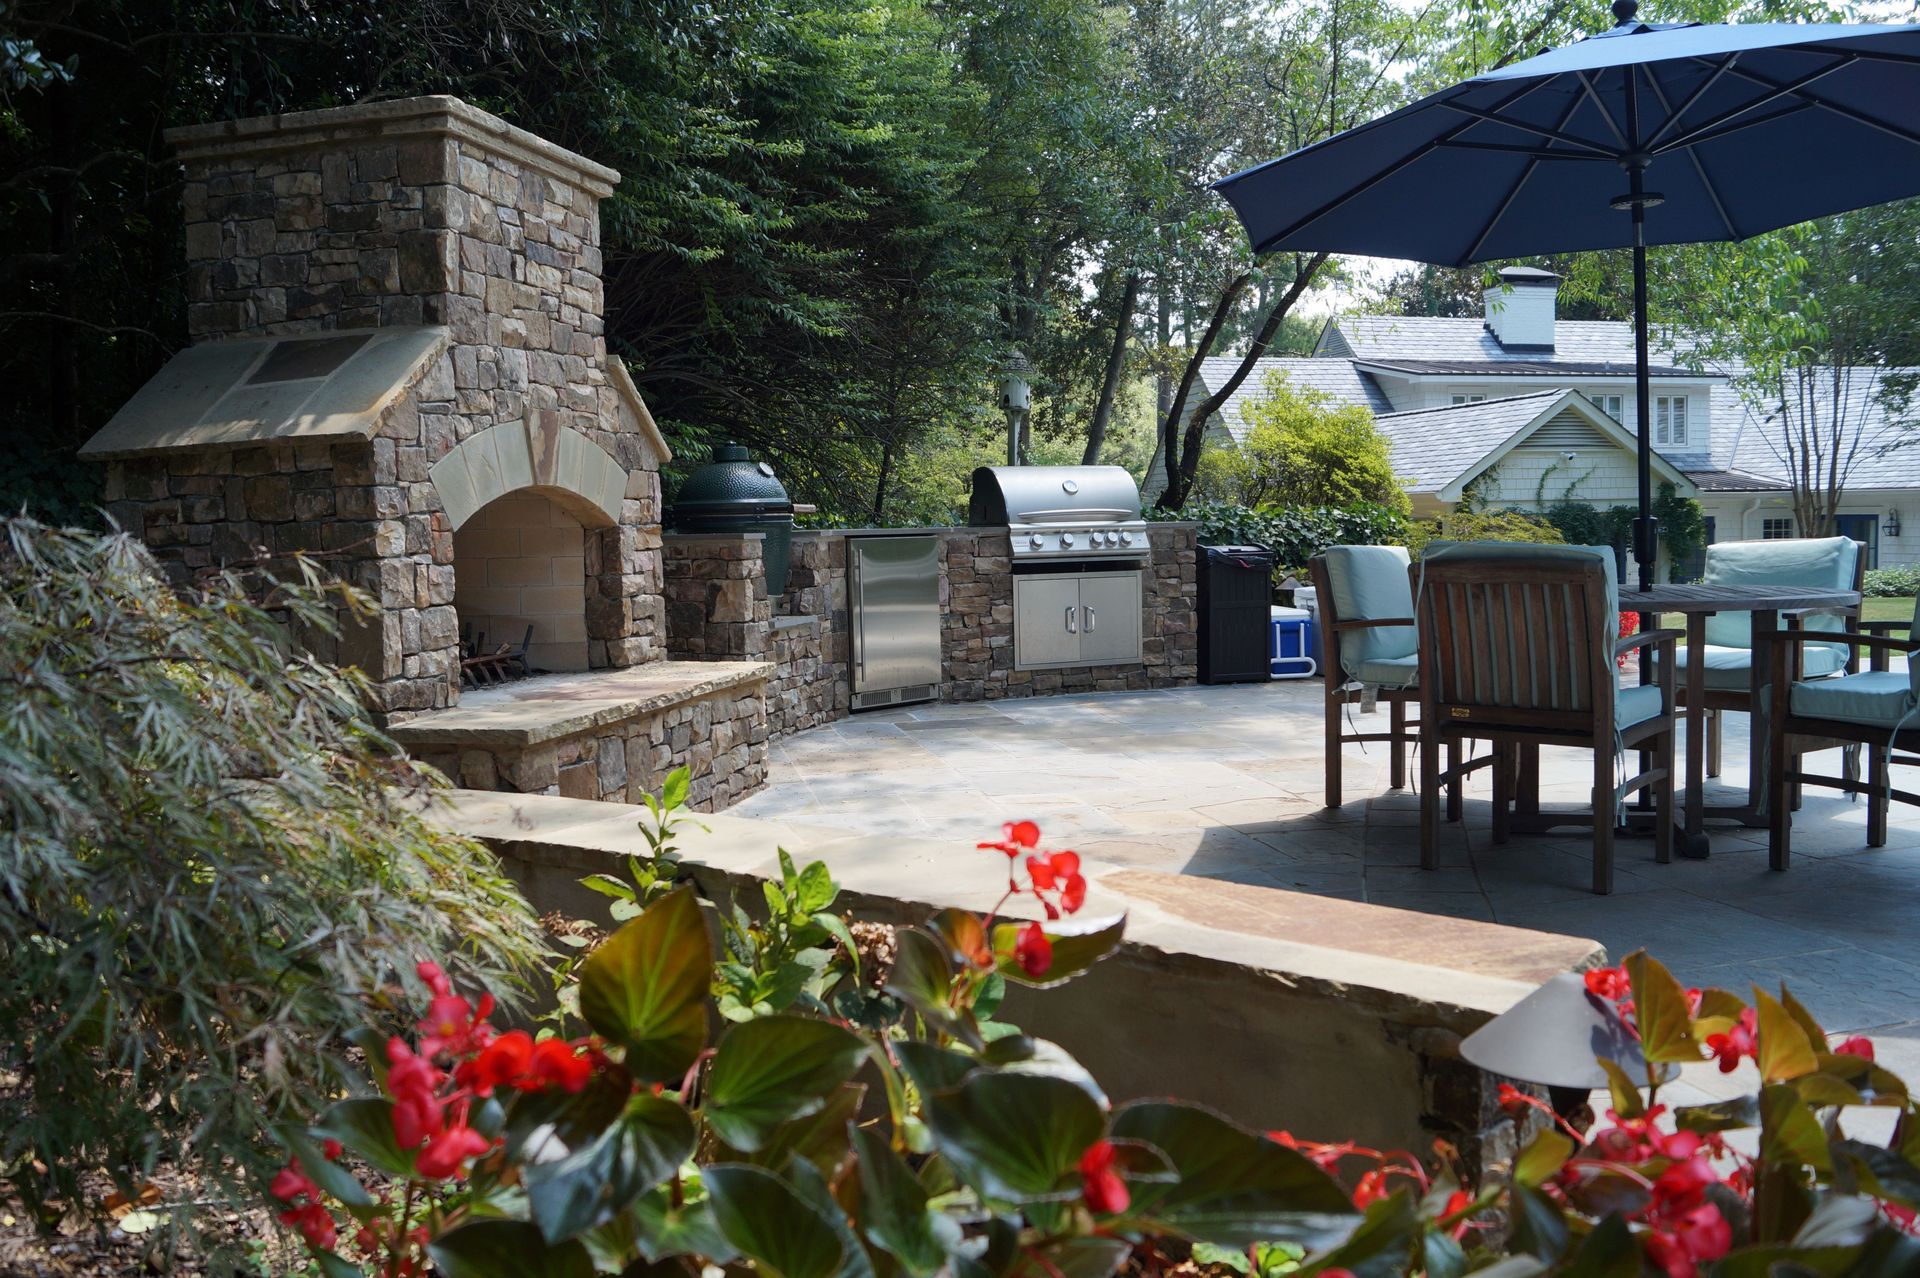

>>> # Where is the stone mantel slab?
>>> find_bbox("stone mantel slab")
[389,661,772,748]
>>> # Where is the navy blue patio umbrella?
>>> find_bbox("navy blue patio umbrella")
[1212,0,1920,588]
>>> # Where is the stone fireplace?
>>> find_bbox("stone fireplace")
[81,95,668,713]
[80,95,774,811]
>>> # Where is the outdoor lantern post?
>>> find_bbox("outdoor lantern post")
[1000,350,1032,466]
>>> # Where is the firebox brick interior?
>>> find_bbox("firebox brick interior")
[83,94,1199,815]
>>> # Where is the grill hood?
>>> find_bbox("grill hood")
[967,465,1142,527]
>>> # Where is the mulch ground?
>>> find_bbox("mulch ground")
[0,1163,301,1277]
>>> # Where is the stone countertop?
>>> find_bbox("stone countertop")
[425,787,1601,1026]
[389,661,773,748]
[791,522,1202,537]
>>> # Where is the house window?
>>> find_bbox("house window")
[1654,395,1688,446]
[1589,393,1622,420]
[1450,394,1485,406]
[1763,517,1795,539]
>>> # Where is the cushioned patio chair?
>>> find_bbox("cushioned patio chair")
[1679,536,1862,777]
[1309,547,1426,809]
[1765,596,1920,868]
[1417,543,1680,895]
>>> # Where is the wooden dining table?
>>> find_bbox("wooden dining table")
[1619,582,1862,858]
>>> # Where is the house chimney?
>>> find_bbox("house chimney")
[1483,265,1559,352]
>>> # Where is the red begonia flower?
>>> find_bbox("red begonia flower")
[1644,1202,1732,1278]
[414,1119,491,1180]
[1078,1140,1129,1215]
[416,960,452,999]
[277,1200,337,1250]
[458,1028,535,1095]
[979,820,1044,857]
[1584,965,1630,1002]
[1704,1008,1757,1074]
[1836,1035,1876,1061]
[321,1138,343,1161]
[530,1037,594,1092]
[270,1162,319,1204]
[1014,921,1052,977]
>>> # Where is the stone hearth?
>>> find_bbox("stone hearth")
[390,662,771,812]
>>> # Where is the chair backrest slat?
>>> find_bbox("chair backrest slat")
[1418,552,1612,731]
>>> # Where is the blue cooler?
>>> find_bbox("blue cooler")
[1269,605,1318,679]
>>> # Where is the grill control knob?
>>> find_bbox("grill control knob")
[1119,530,1134,546]
[1094,530,1109,546]
[1029,532,1044,550]
[1060,532,1075,548]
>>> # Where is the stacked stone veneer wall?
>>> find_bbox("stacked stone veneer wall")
[664,534,772,660]
[97,98,667,717]
[940,523,1198,701]
[406,673,770,814]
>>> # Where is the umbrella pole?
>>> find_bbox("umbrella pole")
[1631,187,1655,593]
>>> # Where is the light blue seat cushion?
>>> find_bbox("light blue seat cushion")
[1698,537,1858,659]
[1323,545,1415,683]
[1618,683,1665,729]
[1354,654,1418,688]
[1788,670,1918,728]
[1675,641,1848,690]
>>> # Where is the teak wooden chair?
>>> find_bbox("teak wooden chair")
[1677,536,1863,777]
[1416,544,1681,895]
[1309,548,1427,810]
[1764,597,1920,869]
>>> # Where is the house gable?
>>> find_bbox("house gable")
[1432,391,1696,505]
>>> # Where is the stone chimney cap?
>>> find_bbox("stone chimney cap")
[1495,265,1562,286]
[167,95,620,198]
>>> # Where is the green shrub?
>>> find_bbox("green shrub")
[1406,508,1566,557]
[1196,371,1411,515]
[1864,564,1920,597]
[1150,499,1408,578]
[0,519,547,1219]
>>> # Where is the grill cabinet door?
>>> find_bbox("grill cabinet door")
[1014,575,1083,669]
[1076,571,1143,666]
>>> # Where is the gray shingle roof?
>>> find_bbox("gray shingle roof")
[1715,369,1920,490]
[1330,314,1704,366]
[1357,357,1696,378]
[1373,390,1569,494]
[1199,357,1396,445]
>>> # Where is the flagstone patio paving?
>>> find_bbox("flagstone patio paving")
[734,679,1920,1116]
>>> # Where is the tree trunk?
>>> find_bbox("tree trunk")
[1155,273,1250,509]
[1082,271,1140,465]
[1155,274,1172,427]
[1157,253,1332,509]
[872,439,894,524]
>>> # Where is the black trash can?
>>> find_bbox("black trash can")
[667,443,797,597]
[1198,544,1274,684]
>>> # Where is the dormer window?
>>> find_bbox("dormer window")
[1451,394,1486,405]
[1656,395,1688,446]
[1590,393,1622,421]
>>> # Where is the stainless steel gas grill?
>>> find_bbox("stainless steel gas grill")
[968,466,1149,670]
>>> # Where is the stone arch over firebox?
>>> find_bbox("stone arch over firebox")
[429,416,627,533]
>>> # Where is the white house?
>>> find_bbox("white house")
[1146,266,1920,571]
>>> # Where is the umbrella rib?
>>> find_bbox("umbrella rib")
[1248,79,1564,253]
[1642,53,1740,151]
[1716,60,1920,152]
[1574,71,1630,148]
[1435,140,1612,159]
[1654,55,1854,155]
[1656,101,1817,155]
[1461,87,1594,266]
[1434,101,1617,156]
[1637,65,1742,241]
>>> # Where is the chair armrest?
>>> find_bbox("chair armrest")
[1857,619,1910,635]
[1768,628,1920,655]
[1616,628,1683,656]
[1328,616,1415,632]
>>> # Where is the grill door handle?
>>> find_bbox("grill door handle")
[1083,605,1096,633]
[1064,606,1077,634]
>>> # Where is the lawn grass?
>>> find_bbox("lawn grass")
[1658,596,1914,630]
